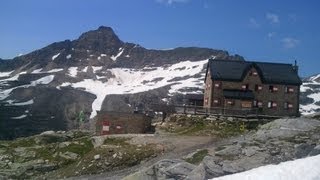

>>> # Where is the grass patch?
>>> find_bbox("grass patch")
[8,137,37,148]
[185,149,208,165]
[161,115,247,137]
[59,137,93,156]
[103,137,130,146]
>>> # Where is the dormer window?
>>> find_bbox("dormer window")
[252,72,258,76]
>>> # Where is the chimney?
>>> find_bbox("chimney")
[293,60,299,74]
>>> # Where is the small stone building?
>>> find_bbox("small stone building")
[204,59,302,116]
[96,111,152,135]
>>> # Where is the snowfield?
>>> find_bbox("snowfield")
[59,59,208,118]
[212,155,320,180]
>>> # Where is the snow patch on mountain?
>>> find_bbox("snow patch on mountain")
[300,74,320,115]
[58,59,208,118]
[47,68,64,73]
[0,71,14,78]
[66,54,72,59]
[6,99,34,106]
[82,66,88,72]
[52,53,60,61]
[111,47,124,61]
[31,68,43,74]
[68,67,78,77]
[92,66,103,73]
[0,75,55,100]
[11,114,27,119]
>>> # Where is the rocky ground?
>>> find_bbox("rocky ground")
[0,131,160,179]
[124,115,320,180]
[1,114,320,180]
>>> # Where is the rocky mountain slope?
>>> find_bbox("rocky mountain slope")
[300,74,320,115]
[0,26,243,139]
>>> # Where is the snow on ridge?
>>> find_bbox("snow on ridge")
[66,54,72,59]
[0,71,14,78]
[30,75,55,86]
[68,67,78,77]
[58,59,208,118]
[82,66,88,72]
[31,68,43,74]
[11,114,27,119]
[0,75,55,100]
[31,68,63,74]
[92,66,103,73]
[211,155,320,180]
[46,68,64,73]
[309,74,320,82]
[6,99,34,106]
[300,81,320,115]
[111,48,124,61]
[52,53,60,61]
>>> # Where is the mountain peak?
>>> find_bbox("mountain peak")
[74,26,123,53]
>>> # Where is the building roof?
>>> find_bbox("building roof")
[223,89,254,100]
[206,59,302,85]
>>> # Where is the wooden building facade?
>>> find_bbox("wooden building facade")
[204,59,302,117]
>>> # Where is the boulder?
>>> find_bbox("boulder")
[215,145,241,157]
[254,118,320,141]
[309,145,320,156]
[201,156,224,179]
[295,143,315,158]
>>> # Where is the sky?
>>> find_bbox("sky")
[1,0,320,77]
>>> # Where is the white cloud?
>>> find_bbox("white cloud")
[156,0,189,5]
[249,18,260,28]
[282,37,300,49]
[266,13,280,24]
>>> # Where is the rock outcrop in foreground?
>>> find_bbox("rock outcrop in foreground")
[124,117,320,180]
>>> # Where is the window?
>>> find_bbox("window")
[242,84,249,90]
[255,84,262,91]
[284,102,293,109]
[226,99,234,105]
[213,98,220,106]
[268,101,277,108]
[204,98,208,105]
[249,71,258,76]
[285,86,294,93]
[269,85,278,92]
[214,82,221,88]
[254,100,263,107]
